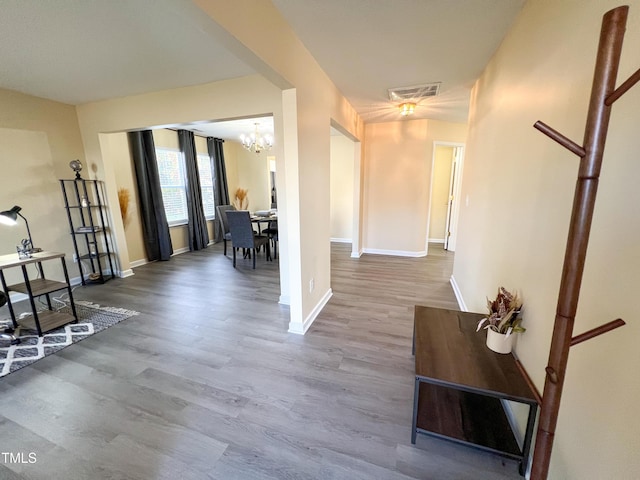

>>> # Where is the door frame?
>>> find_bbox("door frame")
[425,141,465,255]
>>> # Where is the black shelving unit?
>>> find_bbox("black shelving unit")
[60,179,116,285]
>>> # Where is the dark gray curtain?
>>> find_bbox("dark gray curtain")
[208,137,229,242]
[128,130,173,261]
[178,130,209,251]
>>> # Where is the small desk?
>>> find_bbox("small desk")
[0,252,78,336]
[411,306,538,476]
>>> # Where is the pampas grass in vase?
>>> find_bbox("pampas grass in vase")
[233,187,249,210]
[118,187,131,227]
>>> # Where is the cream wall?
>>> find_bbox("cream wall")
[330,134,355,242]
[99,132,146,264]
[452,1,640,478]
[225,141,271,212]
[100,128,218,264]
[76,75,283,274]
[363,119,467,256]
[194,0,365,332]
[0,89,87,285]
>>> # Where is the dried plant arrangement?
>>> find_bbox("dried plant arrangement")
[118,187,131,227]
[233,187,249,210]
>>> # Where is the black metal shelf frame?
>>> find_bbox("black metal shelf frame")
[60,179,116,285]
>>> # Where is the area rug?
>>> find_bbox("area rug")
[0,301,139,378]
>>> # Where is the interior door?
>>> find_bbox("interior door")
[443,147,459,250]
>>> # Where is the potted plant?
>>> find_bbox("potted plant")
[476,287,524,354]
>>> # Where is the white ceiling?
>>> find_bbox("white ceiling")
[271,0,526,124]
[0,0,525,138]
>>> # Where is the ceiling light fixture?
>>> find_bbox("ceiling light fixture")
[240,123,273,154]
[399,102,416,116]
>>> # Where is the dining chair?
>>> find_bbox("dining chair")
[216,204,235,256]
[262,220,278,259]
[226,210,271,269]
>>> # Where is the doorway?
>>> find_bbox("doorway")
[427,142,464,252]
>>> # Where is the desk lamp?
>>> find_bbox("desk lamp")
[0,205,41,254]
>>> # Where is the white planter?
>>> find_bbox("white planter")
[486,328,514,354]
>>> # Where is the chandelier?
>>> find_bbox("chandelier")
[240,123,273,154]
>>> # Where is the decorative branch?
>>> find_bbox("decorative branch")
[118,187,131,228]
[233,187,249,210]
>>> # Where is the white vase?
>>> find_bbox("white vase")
[486,328,514,354]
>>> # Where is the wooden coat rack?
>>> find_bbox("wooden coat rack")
[530,5,639,479]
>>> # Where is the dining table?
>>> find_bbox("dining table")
[251,214,278,258]
[250,214,277,234]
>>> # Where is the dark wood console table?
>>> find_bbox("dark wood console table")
[411,306,538,476]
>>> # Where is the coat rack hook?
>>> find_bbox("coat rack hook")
[570,318,626,346]
[533,121,586,157]
[605,67,640,105]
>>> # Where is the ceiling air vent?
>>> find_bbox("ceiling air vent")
[388,82,441,101]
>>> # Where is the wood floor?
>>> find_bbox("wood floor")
[0,242,522,479]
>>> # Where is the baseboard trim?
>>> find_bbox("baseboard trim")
[279,294,291,305]
[330,238,352,243]
[119,269,135,278]
[428,238,445,244]
[288,288,332,335]
[130,259,149,269]
[362,248,426,258]
[171,247,190,256]
[350,250,362,258]
[500,399,524,450]
[449,275,468,312]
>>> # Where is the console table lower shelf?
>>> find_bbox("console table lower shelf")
[411,306,538,476]
[415,382,522,458]
[0,252,78,337]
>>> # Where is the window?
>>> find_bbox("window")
[155,148,188,225]
[197,153,215,219]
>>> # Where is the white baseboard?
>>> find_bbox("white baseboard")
[119,269,134,278]
[449,275,468,312]
[350,250,362,258]
[428,238,445,244]
[279,294,290,305]
[500,398,531,478]
[130,259,149,269]
[288,288,332,335]
[330,238,352,243]
[362,248,427,258]
[171,247,190,256]
[501,399,524,449]
[69,275,84,287]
